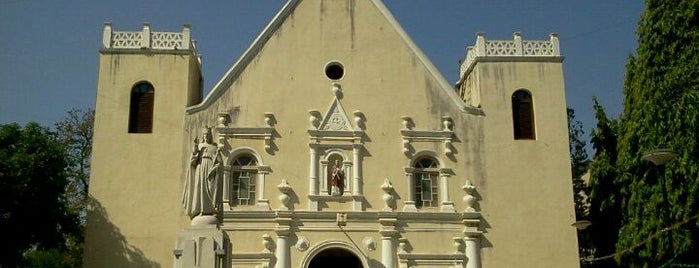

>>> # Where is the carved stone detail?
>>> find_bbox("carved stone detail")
[264,113,274,128]
[400,117,455,157]
[217,112,230,127]
[381,179,395,212]
[398,238,409,254]
[459,32,561,79]
[363,237,376,252]
[262,234,274,253]
[307,86,366,211]
[453,237,465,254]
[295,237,310,252]
[216,113,276,154]
[277,180,292,211]
[462,180,477,212]
[353,111,366,130]
[309,110,321,129]
[320,101,352,131]
[103,23,194,51]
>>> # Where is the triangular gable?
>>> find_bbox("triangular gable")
[186,0,480,115]
[319,98,354,131]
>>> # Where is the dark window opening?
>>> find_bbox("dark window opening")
[325,62,344,80]
[128,82,154,133]
[414,157,439,208]
[512,90,535,140]
[232,155,258,206]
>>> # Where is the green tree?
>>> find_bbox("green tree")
[55,108,94,223]
[614,0,699,266]
[568,108,589,220]
[0,123,81,267]
[587,98,622,267]
[568,108,594,267]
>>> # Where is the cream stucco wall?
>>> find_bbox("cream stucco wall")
[185,0,483,213]
[474,61,579,267]
[84,52,201,268]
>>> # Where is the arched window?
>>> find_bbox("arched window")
[128,82,154,133]
[512,90,535,140]
[414,157,439,208]
[231,154,257,206]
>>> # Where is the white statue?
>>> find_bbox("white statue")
[182,127,222,219]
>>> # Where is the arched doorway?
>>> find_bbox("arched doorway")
[308,247,363,268]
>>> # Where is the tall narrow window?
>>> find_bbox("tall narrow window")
[512,90,535,140]
[414,157,439,208]
[128,82,154,133]
[232,155,257,206]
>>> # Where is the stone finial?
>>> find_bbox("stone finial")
[217,112,229,127]
[141,22,151,49]
[102,22,113,48]
[264,113,274,127]
[332,82,342,97]
[353,111,365,130]
[401,116,413,130]
[550,33,560,56]
[441,116,453,131]
[182,24,192,50]
[381,179,395,212]
[462,180,477,212]
[309,110,321,129]
[277,180,292,211]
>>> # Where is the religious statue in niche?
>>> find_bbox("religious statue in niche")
[330,160,345,196]
[182,127,222,219]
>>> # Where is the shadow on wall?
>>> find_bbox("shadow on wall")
[83,196,161,268]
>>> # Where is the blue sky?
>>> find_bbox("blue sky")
[0,0,644,142]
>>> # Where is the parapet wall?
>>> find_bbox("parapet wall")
[101,23,196,53]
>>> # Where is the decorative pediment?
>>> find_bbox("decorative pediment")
[308,83,365,143]
[319,98,354,131]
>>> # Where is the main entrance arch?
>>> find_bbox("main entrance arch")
[301,241,368,268]
[309,248,362,268]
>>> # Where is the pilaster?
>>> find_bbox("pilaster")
[403,168,417,212]
[463,218,483,268]
[379,216,399,268]
[274,216,293,268]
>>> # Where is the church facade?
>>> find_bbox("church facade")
[83,0,580,267]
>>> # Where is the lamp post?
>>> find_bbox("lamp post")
[642,148,677,259]
[572,220,592,266]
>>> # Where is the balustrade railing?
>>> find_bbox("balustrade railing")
[102,23,195,51]
[459,32,560,77]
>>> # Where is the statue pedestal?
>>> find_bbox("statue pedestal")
[174,216,230,268]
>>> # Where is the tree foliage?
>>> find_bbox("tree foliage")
[587,98,622,267]
[568,108,589,220]
[55,108,94,223]
[605,0,699,266]
[0,123,81,267]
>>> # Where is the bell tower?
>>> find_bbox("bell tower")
[84,23,202,267]
[456,33,580,267]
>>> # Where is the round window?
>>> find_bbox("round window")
[325,62,344,80]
